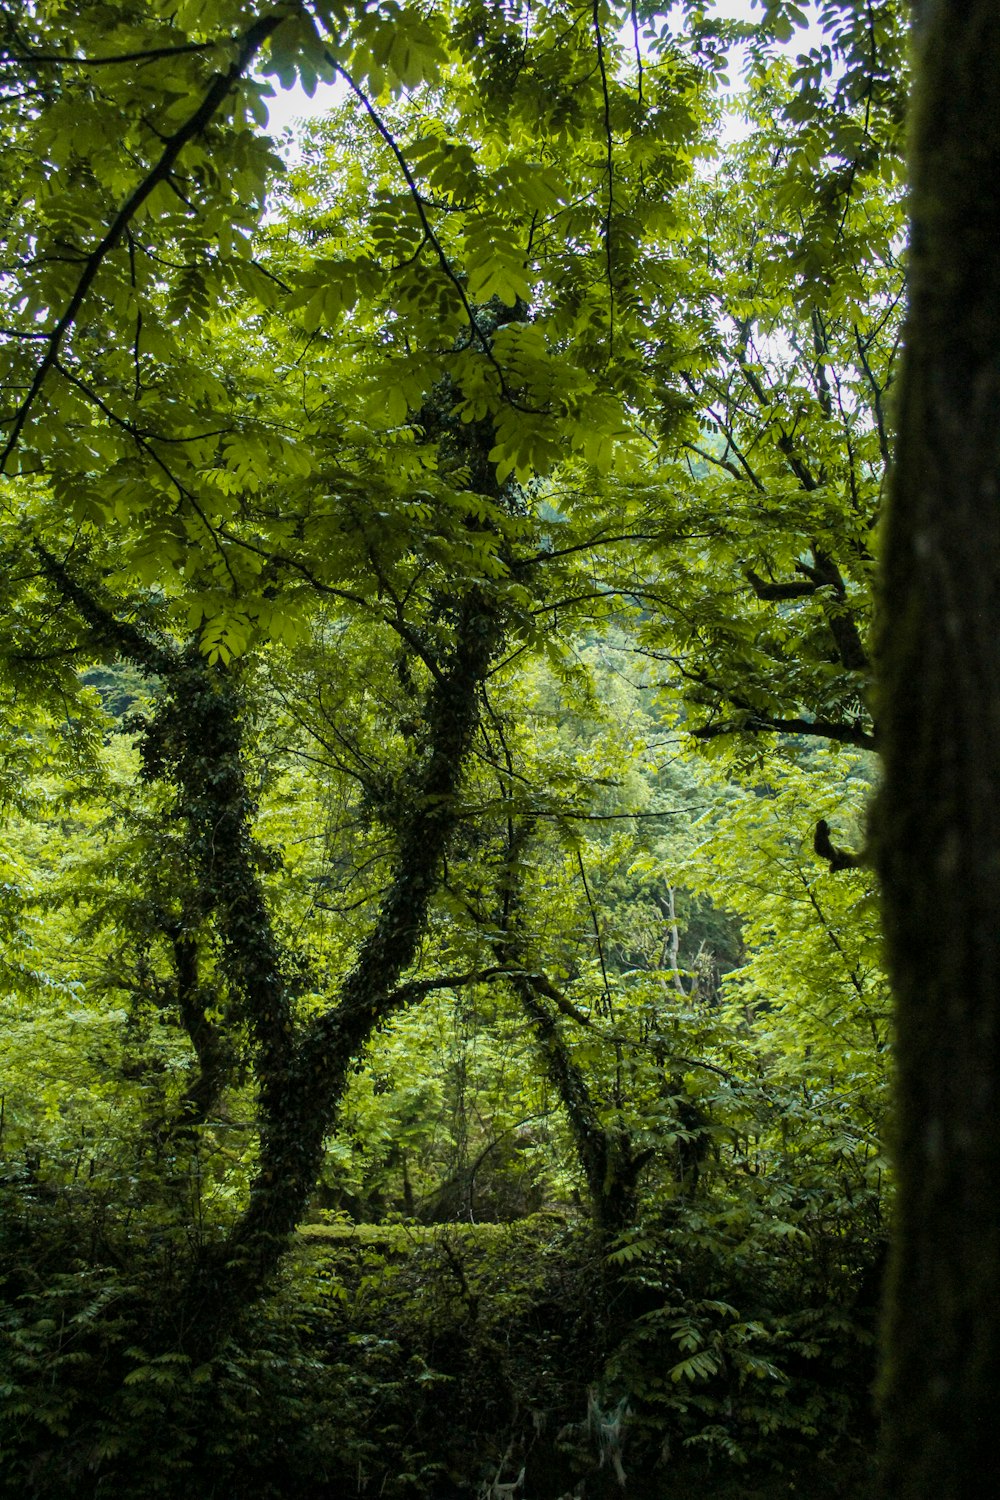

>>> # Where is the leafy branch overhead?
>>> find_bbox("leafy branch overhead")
[0,4,935,1498]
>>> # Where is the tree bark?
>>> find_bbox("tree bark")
[33,548,507,1352]
[493,827,644,1245]
[875,4,1000,1495]
[511,972,642,1243]
[208,592,506,1308]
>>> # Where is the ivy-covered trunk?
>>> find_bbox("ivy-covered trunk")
[494,827,644,1249]
[512,974,642,1245]
[876,4,1000,1495]
[164,591,506,1353]
[35,548,507,1355]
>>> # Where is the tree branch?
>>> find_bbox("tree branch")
[693,711,876,751]
[0,11,284,471]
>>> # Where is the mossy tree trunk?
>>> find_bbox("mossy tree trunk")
[876,3,1000,1494]
[493,825,645,1248]
[189,589,506,1344]
[512,973,644,1244]
[35,551,506,1357]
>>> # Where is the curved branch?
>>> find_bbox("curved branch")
[332,59,536,413]
[0,42,221,67]
[693,712,876,751]
[0,11,284,471]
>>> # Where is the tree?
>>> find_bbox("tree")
[875,3,1000,1495]
[2,2,967,1494]
[0,0,719,1368]
[615,0,906,760]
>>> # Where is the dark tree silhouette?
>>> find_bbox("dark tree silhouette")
[876,3,1000,1495]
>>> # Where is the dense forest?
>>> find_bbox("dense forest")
[0,2,997,1496]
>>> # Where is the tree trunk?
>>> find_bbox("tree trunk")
[178,589,506,1351]
[493,826,643,1246]
[512,973,642,1243]
[875,4,1000,1495]
[34,549,507,1354]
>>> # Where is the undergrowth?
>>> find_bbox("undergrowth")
[0,1199,879,1499]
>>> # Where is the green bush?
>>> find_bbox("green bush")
[1,1199,879,1499]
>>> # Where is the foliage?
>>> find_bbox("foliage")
[0,1205,879,1498]
[0,2,912,1496]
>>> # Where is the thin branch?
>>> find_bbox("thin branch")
[32,541,177,678]
[854,323,892,467]
[0,41,222,67]
[592,0,616,352]
[386,967,512,1008]
[797,868,868,1001]
[0,12,283,472]
[512,531,664,571]
[52,358,239,587]
[576,847,612,1012]
[332,59,530,412]
[537,807,709,821]
[630,0,644,105]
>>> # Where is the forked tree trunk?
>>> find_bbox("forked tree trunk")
[37,548,506,1355]
[170,590,506,1353]
[875,4,1000,1494]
